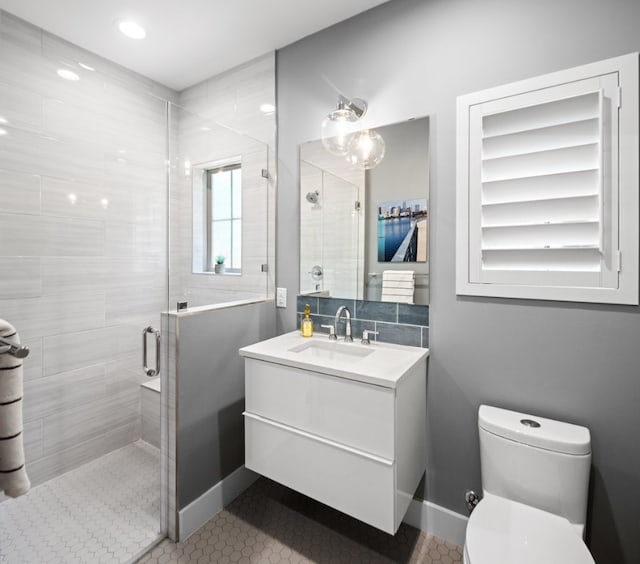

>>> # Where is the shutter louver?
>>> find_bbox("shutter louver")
[457,53,638,304]
[468,76,618,288]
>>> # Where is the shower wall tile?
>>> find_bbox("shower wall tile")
[0,292,105,339]
[0,169,40,215]
[41,257,109,295]
[105,221,165,259]
[40,176,107,221]
[141,386,161,449]
[42,216,105,256]
[0,213,40,254]
[23,418,43,462]
[105,287,167,325]
[42,397,139,456]
[0,80,43,131]
[25,419,139,488]
[0,211,105,258]
[23,363,107,421]
[108,258,166,291]
[105,352,142,395]
[0,257,41,298]
[42,325,119,377]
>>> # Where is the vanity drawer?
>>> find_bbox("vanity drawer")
[244,412,396,534]
[245,358,395,459]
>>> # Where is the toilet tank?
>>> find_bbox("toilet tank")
[479,405,591,529]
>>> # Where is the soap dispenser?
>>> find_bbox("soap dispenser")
[301,304,314,337]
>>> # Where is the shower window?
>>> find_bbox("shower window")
[207,163,242,272]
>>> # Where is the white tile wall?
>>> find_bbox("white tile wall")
[169,54,276,308]
[0,10,172,490]
[299,157,365,299]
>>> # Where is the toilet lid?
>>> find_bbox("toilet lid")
[465,495,594,564]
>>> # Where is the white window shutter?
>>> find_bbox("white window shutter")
[456,53,638,304]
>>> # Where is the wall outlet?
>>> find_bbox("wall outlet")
[276,287,287,308]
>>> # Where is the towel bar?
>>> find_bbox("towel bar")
[0,336,29,359]
[367,272,429,278]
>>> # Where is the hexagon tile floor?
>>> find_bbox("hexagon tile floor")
[0,441,162,564]
[137,478,463,564]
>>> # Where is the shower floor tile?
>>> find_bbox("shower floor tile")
[0,441,161,564]
[137,477,463,564]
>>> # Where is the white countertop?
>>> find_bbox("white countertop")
[239,331,429,389]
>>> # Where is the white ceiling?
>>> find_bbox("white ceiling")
[0,0,390,91]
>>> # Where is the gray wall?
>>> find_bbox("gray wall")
[176,301,276,507]
[276,0,640,561]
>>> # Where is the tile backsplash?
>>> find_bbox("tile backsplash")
[296,296,429,348]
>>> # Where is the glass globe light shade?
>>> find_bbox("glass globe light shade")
[321,115,358,156]
[346,129,386,169]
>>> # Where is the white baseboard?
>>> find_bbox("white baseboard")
[403,498,468,547]
[178,465,259,542]
[178,466,468,548]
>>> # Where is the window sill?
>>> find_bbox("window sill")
[192,270,242,276]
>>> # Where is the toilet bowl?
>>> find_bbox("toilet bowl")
[464,405,595,564]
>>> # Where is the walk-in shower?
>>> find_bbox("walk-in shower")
[0,10,274,562]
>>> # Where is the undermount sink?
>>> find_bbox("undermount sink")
[288,340,374,364]
[239,331,429,389]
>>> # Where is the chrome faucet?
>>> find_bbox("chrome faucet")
[334,306,353,342]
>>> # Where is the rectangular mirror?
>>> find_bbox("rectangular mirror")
[299,117,429,304]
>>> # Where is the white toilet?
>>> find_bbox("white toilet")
[464,405,595,564]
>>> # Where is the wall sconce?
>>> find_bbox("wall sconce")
[347,129,386,170]
[321,95,367,156]
[321,94,385,169]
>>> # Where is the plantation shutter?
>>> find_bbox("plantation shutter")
[456,54,638,304]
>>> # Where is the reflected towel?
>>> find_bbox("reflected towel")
[381,270,415,304]
[0,319,31,498]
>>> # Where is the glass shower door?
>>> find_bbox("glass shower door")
[0,12,169,560]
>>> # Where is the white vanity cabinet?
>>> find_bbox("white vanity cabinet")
[239,332,428,535]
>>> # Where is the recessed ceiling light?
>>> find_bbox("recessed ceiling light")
[118,20,146,40]
[259,103,276,114]
[57,69,80,81]
[78,62,95,71]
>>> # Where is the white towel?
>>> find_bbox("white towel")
[381,270,415,304]
[0,319,31,498]
[382,270,415,282]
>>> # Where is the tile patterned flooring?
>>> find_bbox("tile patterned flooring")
[0,441,161,564]
[138,478,463,564]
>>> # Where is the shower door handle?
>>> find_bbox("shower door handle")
[142,326,161,377]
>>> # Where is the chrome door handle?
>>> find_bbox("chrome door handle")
[142,326,161,377]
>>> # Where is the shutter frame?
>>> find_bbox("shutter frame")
[456,53,639,305]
